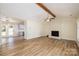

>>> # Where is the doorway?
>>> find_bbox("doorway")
[8,26,14,37]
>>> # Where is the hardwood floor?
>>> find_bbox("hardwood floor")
[0,36,79,56]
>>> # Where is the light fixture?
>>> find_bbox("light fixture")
[46,17,55,22]
[46,19,50,22]
[45,14,55,22]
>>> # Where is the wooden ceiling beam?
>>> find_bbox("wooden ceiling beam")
[36,3,56,18]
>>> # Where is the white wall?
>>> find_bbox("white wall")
[43,17,76,41]
[77,18,79,41]
[61,18,76,40]
[24,19,43,39]
[24,17,76,41]
[76,18,79,47]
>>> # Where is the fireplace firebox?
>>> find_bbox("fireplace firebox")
[51,31,59,37]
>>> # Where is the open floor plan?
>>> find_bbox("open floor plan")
[0,3,79,56]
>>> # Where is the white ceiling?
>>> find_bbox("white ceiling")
[44,3,79,18]
[0,3,79,21]
[0,3,47,21]
[0,16,24,24]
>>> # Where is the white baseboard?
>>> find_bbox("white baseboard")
[49,36,61,39]
[76,41,79,47]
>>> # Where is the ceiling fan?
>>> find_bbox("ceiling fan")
[45,15,55,22]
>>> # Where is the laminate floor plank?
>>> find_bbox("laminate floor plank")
[0,36,78,56]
